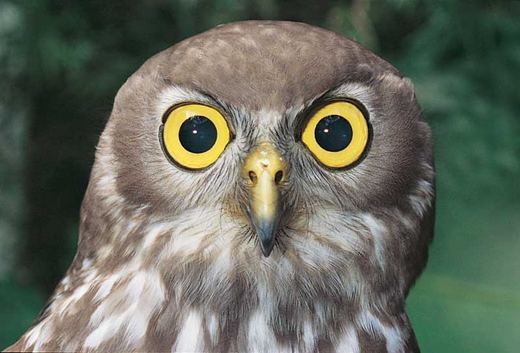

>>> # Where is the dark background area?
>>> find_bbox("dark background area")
[1,0,519,351]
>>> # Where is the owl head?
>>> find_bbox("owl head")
[79,20,434,323]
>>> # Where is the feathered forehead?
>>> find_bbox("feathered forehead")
[127,20,401,112]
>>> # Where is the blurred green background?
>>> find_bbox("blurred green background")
[0,0,519,351]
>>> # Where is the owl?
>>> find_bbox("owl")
[6,21,435,353]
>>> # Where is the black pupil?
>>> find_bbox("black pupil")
[314,115,353,152]
[179,116,217,153]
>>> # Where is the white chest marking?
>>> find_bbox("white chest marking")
[173,310,204,353]
[357,310,404,353]
[84,270,165,349]
[335,326,360,353]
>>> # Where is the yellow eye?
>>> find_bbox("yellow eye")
[162,104,231,169]
[301,101,369,168]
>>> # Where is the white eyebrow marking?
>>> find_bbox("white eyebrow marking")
[328,82,376,117]
[156,85,215,119]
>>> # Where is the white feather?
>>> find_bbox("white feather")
[335,326,360,353]
[360,213,388,269]
[173,310,204,352]
[357,310,404,353]
[247,310,276,353]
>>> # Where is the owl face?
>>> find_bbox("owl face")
[87,21,434,309]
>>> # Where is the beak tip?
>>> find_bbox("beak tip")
[256,220,276,257]
[260,240,274,257]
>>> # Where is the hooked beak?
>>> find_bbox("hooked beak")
[242,142,286,257]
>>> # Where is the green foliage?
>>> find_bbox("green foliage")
[0,0,518,350]
[0,278,44,347]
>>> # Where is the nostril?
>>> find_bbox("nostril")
[274,170,283,184]
[248,171,258,184]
